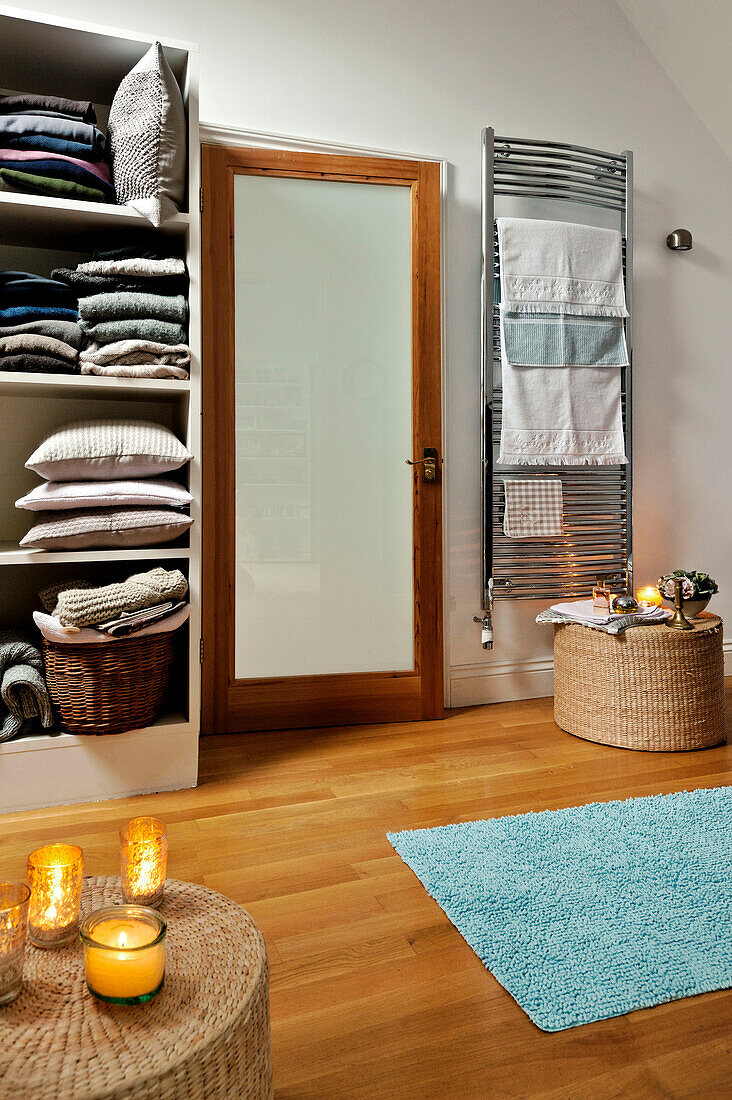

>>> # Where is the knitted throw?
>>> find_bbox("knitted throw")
[0,631,53,742]
[42,567,188,628]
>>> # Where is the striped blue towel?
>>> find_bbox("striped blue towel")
[502,311,628,367]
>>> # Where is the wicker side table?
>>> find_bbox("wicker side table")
[553,613,725,751]
[0,877,273,1100]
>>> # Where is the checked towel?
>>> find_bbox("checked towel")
[503,478,563,538]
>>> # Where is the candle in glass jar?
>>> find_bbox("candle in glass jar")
[120,817,167,908]
[81,906,166,1004]
[0,882,30,1004]
[635,585,663,608]
[27,844,83,948]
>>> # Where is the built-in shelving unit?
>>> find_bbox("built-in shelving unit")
[0,6,201,813]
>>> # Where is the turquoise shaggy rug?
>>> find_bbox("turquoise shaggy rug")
[387,786,732,1031]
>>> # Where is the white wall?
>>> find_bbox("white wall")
[10,0,732,702]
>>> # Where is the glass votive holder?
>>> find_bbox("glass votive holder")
[120,817,168,908]
[635,585,663,608]
[0,883,31,1004]
[27,843,84,948]
[81,906,166,1005]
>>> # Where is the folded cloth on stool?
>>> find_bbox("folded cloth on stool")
[537,601,671,635]
[503,477,562,537]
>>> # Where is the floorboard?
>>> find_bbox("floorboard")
[2,687,730,1099]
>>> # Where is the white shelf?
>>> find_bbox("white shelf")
[0,191,190,249]
[0,372,190,398]
[0,713,197,813]
[0,711,190,755]
[0,544,191,566]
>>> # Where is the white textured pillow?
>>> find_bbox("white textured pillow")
[16,477,192,511]
[20,508,193,550]
[26,420,192,481]
[108,42,187,227]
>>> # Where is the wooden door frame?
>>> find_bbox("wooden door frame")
[201,143,443,733]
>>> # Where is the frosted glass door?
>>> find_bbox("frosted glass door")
[233,174,414,678]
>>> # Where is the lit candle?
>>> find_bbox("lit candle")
[0,882,30,1004]
[27,843,83,948]
[81,906,166,1004]
[120,817,167,908]
[635,585,663,608]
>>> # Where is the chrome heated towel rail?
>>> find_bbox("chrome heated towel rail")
[478,129,633,647]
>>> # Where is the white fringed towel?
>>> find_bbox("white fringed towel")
[496,217,627,317]
[498,360,627,466]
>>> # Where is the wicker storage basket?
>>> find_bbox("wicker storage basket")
[553,614,725,751]
[43,633,176,735]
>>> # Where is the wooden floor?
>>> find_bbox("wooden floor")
[2,690,731,1099]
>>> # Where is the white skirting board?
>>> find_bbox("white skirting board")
[450,637,732,708]
[450,655,554,707]
[0,719,198,814]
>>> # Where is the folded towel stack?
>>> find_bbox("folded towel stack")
[34,567,190,644]
[496,217,628,467]
[0,271,81,372]
[0,630,54,742]
[53,246,191,378]
[0,94,114,203]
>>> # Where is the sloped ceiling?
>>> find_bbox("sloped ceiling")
[615,0,732,159]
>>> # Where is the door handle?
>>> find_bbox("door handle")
[406,447,439,482]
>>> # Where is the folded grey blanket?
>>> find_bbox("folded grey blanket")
[0,631,54,742]
[80,338,189,379]
[0,353,79,373]
[52,267,188,296]
[0,319,83,347]
[41,567,189,628]
[79,319,187,345]
[0,333,78,360]
[0,94,96,124]
[0,113,106,152]
[77,257,186,277]
[78,292,187,325]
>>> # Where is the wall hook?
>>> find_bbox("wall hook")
[666,229,692,251]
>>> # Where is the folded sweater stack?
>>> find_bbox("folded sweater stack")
[0,271,81,373]
[53,245,191,378]
[0,94,114,204]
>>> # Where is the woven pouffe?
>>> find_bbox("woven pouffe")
[0,877,274,1100]
[553,614,725,751]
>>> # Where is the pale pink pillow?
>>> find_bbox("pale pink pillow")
[16,477,191,511]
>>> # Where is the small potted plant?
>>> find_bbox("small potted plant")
[657,570,719,618]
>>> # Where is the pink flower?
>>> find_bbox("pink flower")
[661,576,695,599]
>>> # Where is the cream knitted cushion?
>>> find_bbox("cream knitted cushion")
[19,508,192,550]
[108,42,187,227]
[26,420,191,481]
